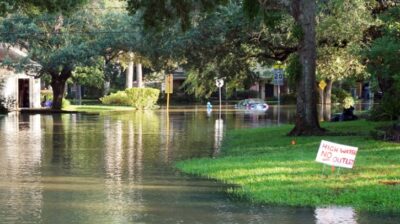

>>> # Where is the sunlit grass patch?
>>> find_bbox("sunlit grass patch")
[176,120,400,213]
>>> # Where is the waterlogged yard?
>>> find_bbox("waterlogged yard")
[177,120,400,213]
[0,108,399,223]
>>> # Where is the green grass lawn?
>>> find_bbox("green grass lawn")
[176,120,400,213]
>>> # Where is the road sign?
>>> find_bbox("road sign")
[273,69,284,86]
[165,74,173,94]
[216,79,224,88]
[319,80,327,90]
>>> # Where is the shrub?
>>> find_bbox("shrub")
[100,87,160,109]
[369,94,400,121]
[40,89,53,102]
[0,96,16,114]
[342,96,355,109]
[100,91,130,106]
[40,90,70,109]
[332,88,351,104]
[62,98,71,108]
[125,88,160,109]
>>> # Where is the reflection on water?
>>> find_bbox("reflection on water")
[214,119,224,156]
[315,207,357,224]
[0,113,43,223]
[0,108,398,223]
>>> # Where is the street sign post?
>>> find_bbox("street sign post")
[319,80,327,119]
[216,78,224,118]
[216,79,224,88]
[319,80,327,90]
[165,74,173,94]
[273,69,284,86]
[273,63,285,104]
[165,74,173,111]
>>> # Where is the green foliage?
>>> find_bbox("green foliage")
[363,6,400,120]
[285,53,301,91]
[0,4,141,109]
[0,0,88,16]
[100,91,129,106]
[342,96,355,109]
[0,80,15,113]
[100,87,160,109]
[62,98,71,108]
[40,89,52,102]
[124,87,160,109]
[73,65,104,89]
[331,88,351,104]
[291,23,304,40]
[169,3,296,99]
[40,89,71,109]
[126,0,228,30]
[316,0,372,82]
[176,120,400,213]
[370,93,400,121]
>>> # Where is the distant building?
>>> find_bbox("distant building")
[252,63,290,100]
[0,45,41,109]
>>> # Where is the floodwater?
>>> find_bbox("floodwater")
[0,105,398,223]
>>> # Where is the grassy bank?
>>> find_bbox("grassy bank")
[176,120,400,213]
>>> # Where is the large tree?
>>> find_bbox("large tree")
[0,9,100,109]
[125,0,323,135]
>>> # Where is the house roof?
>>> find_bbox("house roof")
[0,44,28,61]
[0,44,41,78]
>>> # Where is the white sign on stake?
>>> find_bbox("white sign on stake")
[216,79,224,88]
[315,140,358,169]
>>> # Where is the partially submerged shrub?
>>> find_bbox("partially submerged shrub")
[100,87,160,109]
[100,91,129,106]
[342,96,355,109]
[0,96,16,114]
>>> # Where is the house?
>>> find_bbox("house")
[0,45,41,109]
[251,63,290,100]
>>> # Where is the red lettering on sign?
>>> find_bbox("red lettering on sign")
[320,150,332,161]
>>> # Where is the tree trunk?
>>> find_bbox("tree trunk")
[324,79,333,105]
[136,63,143,88]
[50,68,71,110]
[126,60,134,89]
[50,77,67,110]
[289,0,324,136]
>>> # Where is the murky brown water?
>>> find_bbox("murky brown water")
[0,105,399,223]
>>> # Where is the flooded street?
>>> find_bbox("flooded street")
[0,106,398,223]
